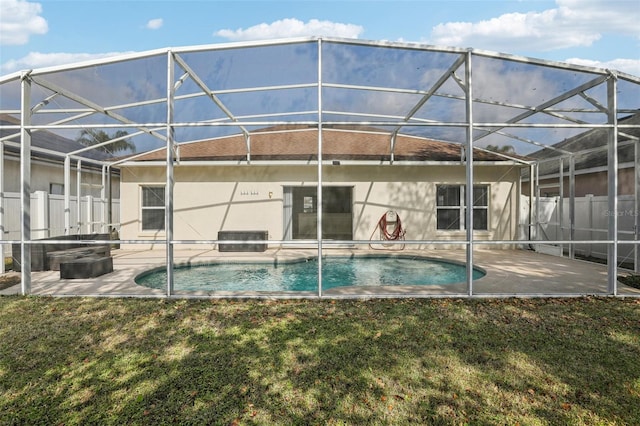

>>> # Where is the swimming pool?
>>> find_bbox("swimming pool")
[135,255,486,292]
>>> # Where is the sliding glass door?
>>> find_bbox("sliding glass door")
[284,186,353,240]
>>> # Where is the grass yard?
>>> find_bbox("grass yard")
[0,296,639,425]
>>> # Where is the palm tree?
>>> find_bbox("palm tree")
[76,129,136,154]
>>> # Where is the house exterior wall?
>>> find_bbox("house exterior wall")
[120,164,521,250]
[522,167,635,197]
[3,156,120,198]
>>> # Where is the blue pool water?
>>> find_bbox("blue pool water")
[136,256,486,292]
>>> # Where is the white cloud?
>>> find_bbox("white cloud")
[146,18,163,30]
[429,0,640,52]
[215,18,363,41]
[565,57,640,77]
[0,0,48,45]
[1,51,135,73]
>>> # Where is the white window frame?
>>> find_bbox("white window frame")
[140,185,165,232]
[436,184,489,231]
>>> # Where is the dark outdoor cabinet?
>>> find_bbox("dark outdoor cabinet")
[217,230,268,252]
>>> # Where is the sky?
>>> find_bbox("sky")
[0,0,639,77]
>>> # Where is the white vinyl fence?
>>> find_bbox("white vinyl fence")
[1,191,120,257]
[521,194,638,267]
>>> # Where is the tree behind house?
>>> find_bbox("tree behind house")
[76,129,136,154]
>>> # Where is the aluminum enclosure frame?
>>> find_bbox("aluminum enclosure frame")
[1,37,639,297]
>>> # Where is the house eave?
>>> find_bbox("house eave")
[118,159,526,167]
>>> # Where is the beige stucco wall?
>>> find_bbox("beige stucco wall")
[3,156,120,198]
[120,163,521,250]
[522,167,636,197]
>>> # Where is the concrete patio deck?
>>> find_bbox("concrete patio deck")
[1,248,639,297]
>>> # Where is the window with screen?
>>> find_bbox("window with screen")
[141,186,165,231]
[436,185,488,230]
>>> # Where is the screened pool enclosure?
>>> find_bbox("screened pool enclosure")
[0,37,638,297]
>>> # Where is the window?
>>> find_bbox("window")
[436,185,488,230]
[141,186,165,231]
[50,183,64,195]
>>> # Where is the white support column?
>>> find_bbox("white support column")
[569,155,576,259]
[0,141,4,274]
[635,137,640,273]
[529,164,534,241]
[76,159,82,235]
[516,166,522,246]
[559,158,564,256]
[20,72,32,295]
[101,165,107,233]
[535,163,540,242]
[464,49,474,296]
[316,38,323,297]
[606,75,618,295]
[64,156,71,235]
[166,50,176,296]
[106,165,112,232]
[586,194,594,258]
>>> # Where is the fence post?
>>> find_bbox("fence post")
[587,194,593,257]
[32,191,49,240]
[86,195,93,234]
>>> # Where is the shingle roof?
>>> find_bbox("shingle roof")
[527,112,640,176]
[130,125,518,163]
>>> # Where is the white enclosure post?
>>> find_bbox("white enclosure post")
[0,141,4,274]
[166,50,175,296]
[64,156,71,235]
[101,165,107,233]
[20,73,32,294]
[535,163,540,242]
[559,158,564,255]
[529,164,534,241]
[107,165,112,232]
[316,38,323,297]
[464,49,474,295]
[569,155,576,259]
[635,136,640,273]
[76,160,82,234]
[606,75,618,295]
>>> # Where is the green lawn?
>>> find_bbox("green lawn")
[1,296,638,425]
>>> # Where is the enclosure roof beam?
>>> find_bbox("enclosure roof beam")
[390,53,468,142]
[1,139,108,167]
[30,75,168,145]
[67,127,164,157]
[172,53,250,139]
[401,54,467,123]
[474,74,610,142]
